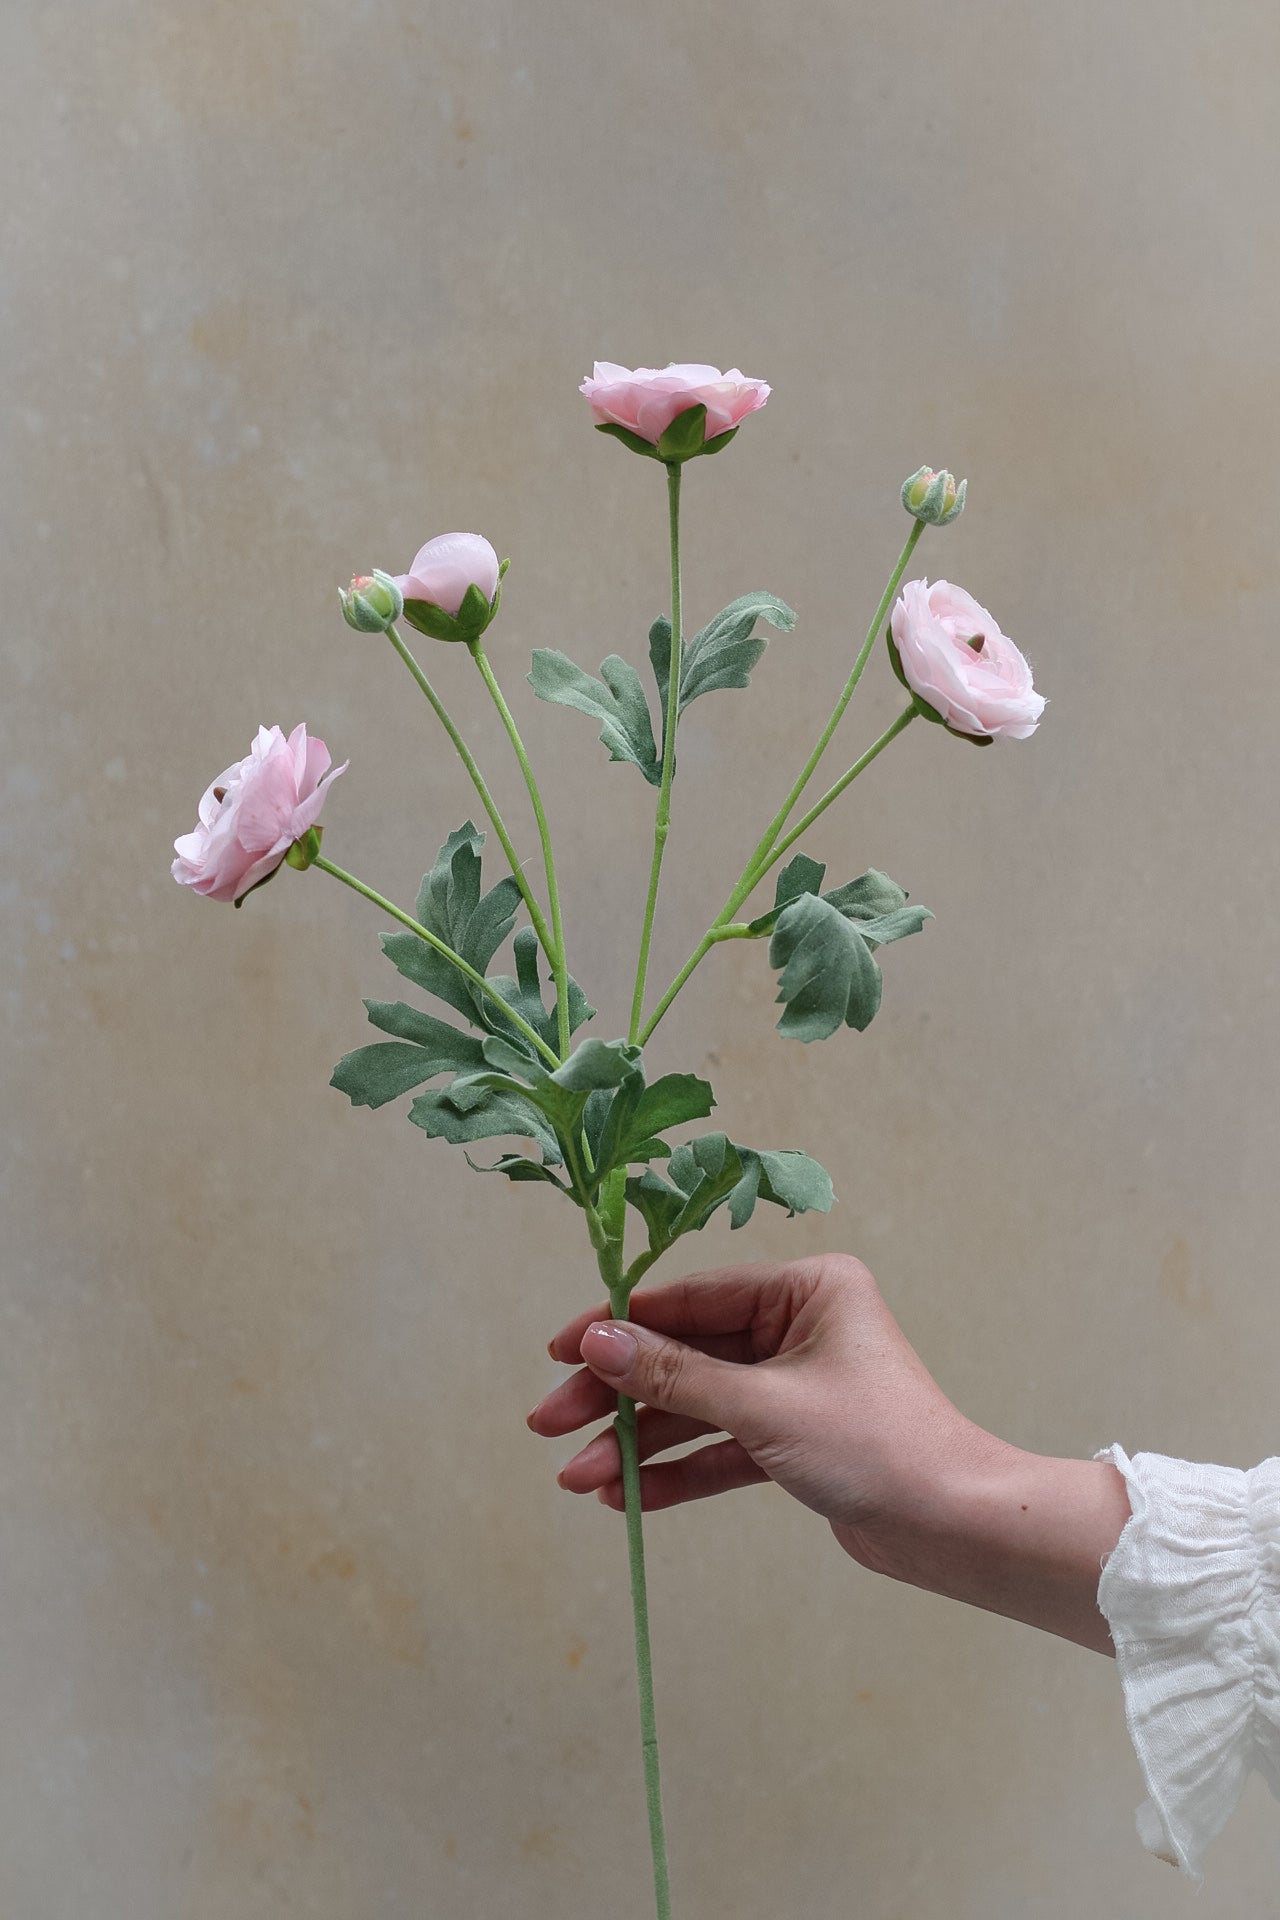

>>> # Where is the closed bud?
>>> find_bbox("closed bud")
[901,466,966,527]
[340,569,404,633]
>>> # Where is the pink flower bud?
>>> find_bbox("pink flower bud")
[888,580,1044,742]
[391,533,500,618]
[171,724,347,904]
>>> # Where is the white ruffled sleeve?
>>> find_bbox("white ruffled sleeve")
[1094,1444,1280,1879]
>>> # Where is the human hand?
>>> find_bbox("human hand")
[529,1254,1130,1651]
[528,1253,998,1580]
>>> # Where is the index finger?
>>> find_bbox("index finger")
[547,1263,795,1363]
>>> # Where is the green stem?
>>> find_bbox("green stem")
[728,516,924,901]
[593,1177,672,1920]
[469,641,572,1061]
[629,462,683,1045]
[384,624,557,962]
[311,854,560,1068]
[637,520,925,1046]
[759,703,918,878]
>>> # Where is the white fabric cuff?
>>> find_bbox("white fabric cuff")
[1094,1443,1280,1880]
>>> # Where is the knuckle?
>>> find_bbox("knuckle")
[642,1337,689,1407]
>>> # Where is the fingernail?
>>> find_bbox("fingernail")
[580,1321,637,1375]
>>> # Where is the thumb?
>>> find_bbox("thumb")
[579,1319,765,1431]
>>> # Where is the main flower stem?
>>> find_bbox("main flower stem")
[468,641,572,1061]
[311,853,560,1068]
[384,624,557,964]
[629,462,683,1045]
[637,520,925,1046]
[592,1173,672,1920]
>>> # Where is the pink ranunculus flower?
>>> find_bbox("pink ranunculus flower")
[391,532,500,617]
[890,579,1045,741]
[580,362,770,446]
[172,724,347,904]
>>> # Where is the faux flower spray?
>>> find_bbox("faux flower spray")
[173,365,1043,1917]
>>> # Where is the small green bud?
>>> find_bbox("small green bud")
[901,466,967,527]
[284,824,325,869]
[340,570,404,633]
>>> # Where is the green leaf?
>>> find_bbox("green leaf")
[624,1132,834,1252]
[463,1151,571,1189]
[549,1037,641,1092]
[753,1149,836,1217]
[330,1042,458,1110]
[748,861,932,952]
[381,822,522,1026]
[819,869,932,949]
[745,853,828,937]
[330,1001,487,1110]
[409,1082,563,1163]
[594,1069,716,1178]
[484,927,595,1055]
[528,650,661,784]
[650,591,797,754]
[768,892,884,1040]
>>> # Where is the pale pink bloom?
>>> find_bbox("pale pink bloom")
[890,579,1045,740]
[580,362,770,445]
[172,724,347,903]
[391,532,500,616]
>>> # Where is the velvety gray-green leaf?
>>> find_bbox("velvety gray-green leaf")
[484,926,595,1055]
[549,1037,641,1092]
[361,999,487,1069]
[463,1151,570,1189]
[821,869,908,921]
[745,852,828,936]
[330,1042,457,1110]
[650,592,797,742]
[769,892,883,1040]
[528,649,660,783]
[753,1148,835,1216]
[408,1085,563,1163]
[593,1070,716,1177]
[386,822,522,1026]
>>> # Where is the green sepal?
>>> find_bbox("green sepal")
[528,649,661,783]
[284,824,324,871]
[401,583,499,644]
[655,403,709,463]
[594,421,663,460]
[886,627,993,745]
[699,427,739,457]
[232,864,283,908]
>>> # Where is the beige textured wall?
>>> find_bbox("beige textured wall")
[5,2,1280,1914]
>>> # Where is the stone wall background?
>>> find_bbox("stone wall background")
[4,2,1280,1914]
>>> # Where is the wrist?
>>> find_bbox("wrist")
[893,1440,1132,1654]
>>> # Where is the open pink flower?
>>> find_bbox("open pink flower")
[580,362,770,446]
[172,724,347,903]
[391,532,500,617]
[890,579,1044,741]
